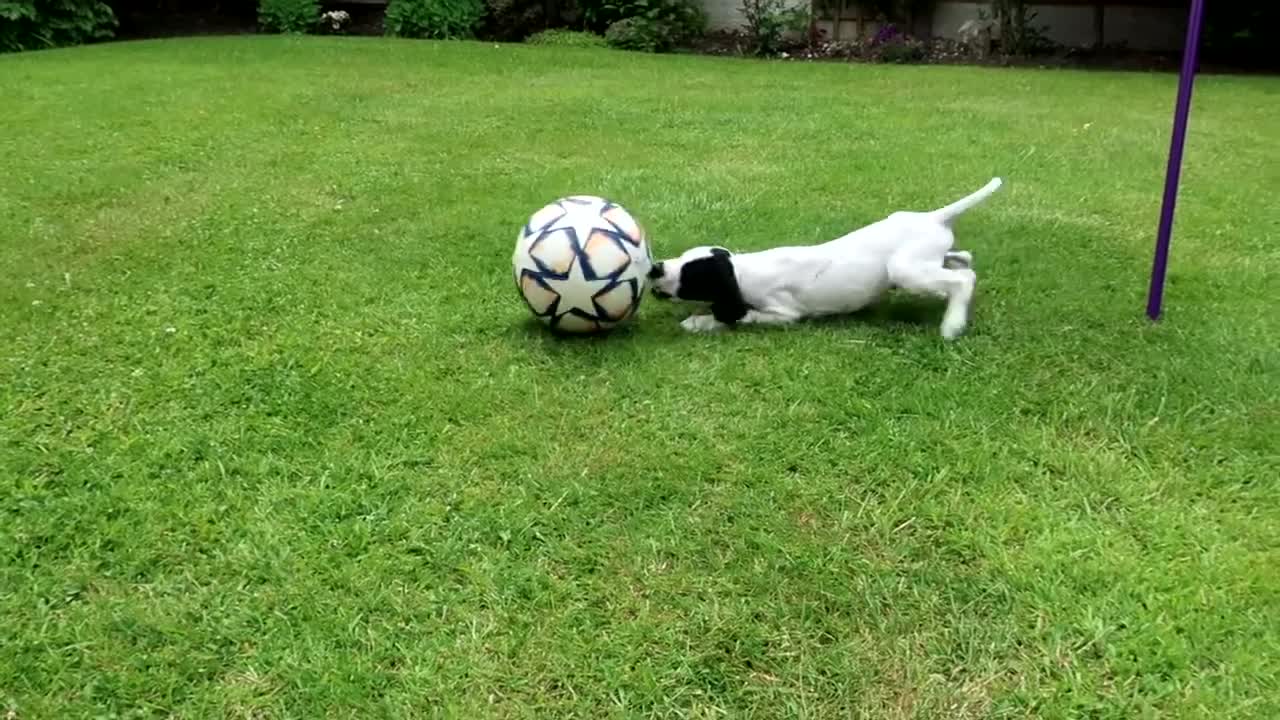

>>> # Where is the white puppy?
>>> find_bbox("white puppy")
[647,177,1004,339]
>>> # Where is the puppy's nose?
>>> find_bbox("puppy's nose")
[647,262,664,280]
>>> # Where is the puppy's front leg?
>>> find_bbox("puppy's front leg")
[680,309,798,333]
[741,309,800,327]
[680,315,726,333]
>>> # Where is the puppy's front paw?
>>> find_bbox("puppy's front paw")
[944,251,974,269]
[681,315,725,333]
[941,318,968,340]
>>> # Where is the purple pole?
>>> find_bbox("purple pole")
[1146,0,1207,321]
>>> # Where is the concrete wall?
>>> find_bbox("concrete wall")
[930,2,1184,51]
[705,0,1186,52]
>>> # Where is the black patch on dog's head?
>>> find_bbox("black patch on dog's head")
[675,248,747,325]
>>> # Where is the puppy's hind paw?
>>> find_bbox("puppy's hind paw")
[681,315,726,333]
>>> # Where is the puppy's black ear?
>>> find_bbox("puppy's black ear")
[676,249,748,325]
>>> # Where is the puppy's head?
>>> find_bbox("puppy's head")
[647,246,748,325]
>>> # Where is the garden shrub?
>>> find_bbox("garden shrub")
[257,0,318,33]
[527,28,606,47]
[583,0,703,45]
[871,32,925,62]
[0,0,117,52]
[860,22,921,61]
[738,0,808,55]
[604,16,667,51]
[988,0,1052,55]
[385,0,485,39]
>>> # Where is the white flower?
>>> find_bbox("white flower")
[321,10,351,30]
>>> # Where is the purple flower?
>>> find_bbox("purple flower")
[873,23,901,45]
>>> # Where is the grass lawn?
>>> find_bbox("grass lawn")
[2,36,1278,718]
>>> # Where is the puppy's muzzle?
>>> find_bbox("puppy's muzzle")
[647,262,671,298]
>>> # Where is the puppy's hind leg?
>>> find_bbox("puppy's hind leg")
[887,252,977,340]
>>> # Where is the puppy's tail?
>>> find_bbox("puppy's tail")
[931,177,1003,226]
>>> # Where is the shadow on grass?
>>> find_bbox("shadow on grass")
[815,294,948,334]
[505,290,965,364]
[514,317,643,341]
[509,317,650,367]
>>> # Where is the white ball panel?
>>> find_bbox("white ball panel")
[594,280,638,322]
[519,274,558,315]
[556,312,599,334]
[527,229,578,276]
[525,201,566,236]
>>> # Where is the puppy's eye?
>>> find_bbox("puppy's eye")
[647,262,664,279]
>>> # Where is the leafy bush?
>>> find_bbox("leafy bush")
[527,28,606,47]
[988,0,1052,55]
[790,23,928,63]
[0,0,116,52]
[872,35,924,62]
[257,0,318,33]
[583,0,703,45]
[385,0,485,39]
[738,0,808,55]
[604,16,666,51]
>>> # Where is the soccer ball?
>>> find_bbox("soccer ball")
[513,195,653,334]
